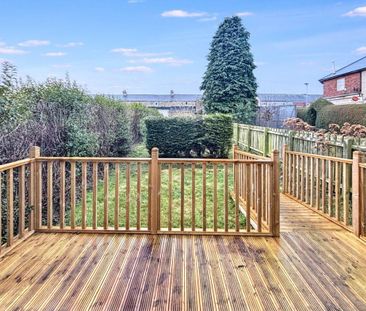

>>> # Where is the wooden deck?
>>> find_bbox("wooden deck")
[1,195,366,311]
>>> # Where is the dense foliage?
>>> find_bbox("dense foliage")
[0,62,158,163]
[316,104,366,129]
[296,98,333,126]
[145,114,233,158]
[200,16,258,124]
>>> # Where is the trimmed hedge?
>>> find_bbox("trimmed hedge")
[316,104,366,128]
[296,98,333,126]
[145,114,233,158]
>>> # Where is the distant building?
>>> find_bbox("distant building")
[319,56,366,105]
[109,93,320,116]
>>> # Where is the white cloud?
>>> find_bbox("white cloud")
[161,10,208,18]
[59,42,84,48]
[52,64,71,68]
[0,47,27,55]
[44,52,66,57]
[18,39,50,47]
[344,6,366,17]
[236,12,254,17]
[111,47,171,58]
[111,48,138,56]
[355,46,366,54]
[95,67,105,72]
[120,66,153,73]
[142,57,192,66]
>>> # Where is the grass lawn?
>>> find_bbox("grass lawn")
[73,145,246,230]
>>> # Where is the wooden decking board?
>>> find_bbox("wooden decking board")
[11,234,96,310]
[0,195,366,310]
[284,234,362,311]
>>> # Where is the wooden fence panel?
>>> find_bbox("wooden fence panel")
[233,123,361,160]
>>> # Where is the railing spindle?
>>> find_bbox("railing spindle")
[180,163,184,231]
[7,169,14,246]
[191,164,195,232]
[115,163,120,230]
[136,163,141,230]
[224,163,228,232]
[92,162,97,229]
[59,161,65,229]
[246,163,251,232]
[47,162,53,229]
[19,165,25,237]
[202,162,206,231]
[234,162,239,232]
[104,163,109,229]
[70,162,76,229]
[125,163,130,230]
[168,164,173,231]
[82,162,87,229]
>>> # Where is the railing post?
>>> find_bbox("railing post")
[150,147,159,234]
[232,144,238,159]
[352,151,363,237]
[29,146,40,230]
[282,144,288,194]
[271,150,280,237]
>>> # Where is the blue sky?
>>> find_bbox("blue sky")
[1,0,366,95]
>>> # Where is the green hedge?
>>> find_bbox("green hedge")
[316,104,366,128]
[145,114,233,158]
[296,98,333,126]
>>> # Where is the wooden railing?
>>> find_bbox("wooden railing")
[0,146,280,250]
[0,156,35,255]
[283,145,356,232]
[156,147,279,235]
[353,152,366,238]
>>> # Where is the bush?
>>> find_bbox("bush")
[316,104,366,129]
[202,114,233,157]
[306,98,333,125]
[296,107,307,120]
[145,114,233,158]
[309,98,333,112]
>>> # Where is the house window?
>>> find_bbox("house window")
[337,78,345,91]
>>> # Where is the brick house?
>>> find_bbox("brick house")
[319,56,366,105]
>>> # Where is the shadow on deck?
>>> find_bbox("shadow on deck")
[0,194,366,311]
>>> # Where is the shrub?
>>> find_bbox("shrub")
[202,114,233,157]
[309,98,333,112]
[145,114,233,158]
[305,98,333,125]
[296,107,307,120]
[316,104,366,129]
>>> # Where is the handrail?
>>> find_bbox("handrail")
[37,157,151,162]
[0,158,33,171]
[158,158,272,164]
[286,150,353,164]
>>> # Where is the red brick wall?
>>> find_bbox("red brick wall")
[323,72,361,97]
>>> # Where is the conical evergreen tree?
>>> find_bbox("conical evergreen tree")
[201,16,258,123]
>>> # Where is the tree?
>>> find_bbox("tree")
[0,61,17,95]
[200,16,258,123]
